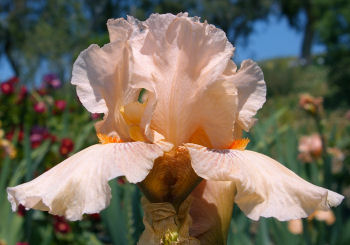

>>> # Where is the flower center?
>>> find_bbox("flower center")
[120,101,147,142]
[138,146,201,209]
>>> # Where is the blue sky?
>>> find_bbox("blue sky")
[0,15,324,82]
[236,15,325,62]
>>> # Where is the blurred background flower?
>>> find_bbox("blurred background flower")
[298,133,323,163]
[59,138,74,156]
[0,127,16,159]
[43,74,61,89]
[33,101,46,114]
[0,80,15,95]
[53,216,71,234]
[288,219,303,235]
[54,100,66,112]
[308,210,336,226]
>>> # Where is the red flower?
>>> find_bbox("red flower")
[89,213,101,221]
[59,138,74,156]
[117,177,126,185]
[17,86,28,103]
[8,76,19,84]
[16,242,29,245]
[19,130,24,142]
[30,135,43,149]
[1,81,15,95]
[17,204,26,217]
[6,129,24,143]
[5,131,13,141]
[49,134,57,143]
[54,100,66,111]
[53,216,71,234]
[91,113,101,120]
[33,101,46,113]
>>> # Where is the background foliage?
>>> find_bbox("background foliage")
[0,0,349,244]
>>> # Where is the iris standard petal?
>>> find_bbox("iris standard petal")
[130,13,234,146]
[71,41,139,140]
[7,142,170,221]
[185,143,344,221]
[107,18,133,42]
[230,59,266,131]
[193,78,238,148]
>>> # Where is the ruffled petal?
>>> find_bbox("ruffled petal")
[107,18,133,42]
[229,59,266,131]
[7,142,170,221]
[71,44,109,114]
[185,144,344,221]
[71,41,139,140]
[190,180,235,245]
[130,13,234,146]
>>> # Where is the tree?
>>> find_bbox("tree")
[276,0,321,63]
[0,0,272,83]
[0,0,90,82]
[316,0,350,106]
[193,0,272,45]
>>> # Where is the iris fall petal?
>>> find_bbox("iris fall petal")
[185,143,344,221]
[7,142,170,221]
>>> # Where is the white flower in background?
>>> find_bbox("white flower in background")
[7,13,343,244]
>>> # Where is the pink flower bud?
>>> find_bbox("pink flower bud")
[1,81,15,95]
[33,101,46,113]
[54,100,67,111]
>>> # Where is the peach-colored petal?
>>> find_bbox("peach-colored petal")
[190,180,235,245]
[233,122,243,140]
[107,18,133,42]
[116,141,173,183]
[7,142,170,221]
[71,41,139,140]
[130,13,235,146]
[195,79,238,148]
[185,144,344,221]
[309,210,336,225]
[288,219,303,235]
[229,59,266,131]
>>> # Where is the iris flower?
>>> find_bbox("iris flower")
[7,13,343,244]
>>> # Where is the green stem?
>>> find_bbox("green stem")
[314,114,331,188]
